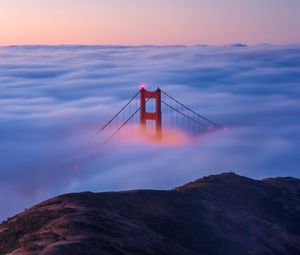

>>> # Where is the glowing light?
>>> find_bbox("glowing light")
[139,83,146,90]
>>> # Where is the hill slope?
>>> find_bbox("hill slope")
[1,173,300,255]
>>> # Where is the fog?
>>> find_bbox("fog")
[1,44,300,220]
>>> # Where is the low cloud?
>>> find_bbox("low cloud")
[1,44,300,220]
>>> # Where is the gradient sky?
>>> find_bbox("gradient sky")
[0,0,300,45]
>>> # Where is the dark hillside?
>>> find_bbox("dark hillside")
[1,173,300,255]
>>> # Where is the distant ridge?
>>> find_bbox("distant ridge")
[229,43,247,47]
[1,172,300,255]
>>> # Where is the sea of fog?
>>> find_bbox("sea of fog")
[1,44,300,220]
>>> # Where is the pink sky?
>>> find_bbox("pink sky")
[0,0,299,45]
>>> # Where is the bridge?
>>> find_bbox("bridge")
[95,85,223,144]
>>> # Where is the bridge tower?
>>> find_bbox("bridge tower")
[140,87,162,139]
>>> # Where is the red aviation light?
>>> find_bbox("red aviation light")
[139,83,146,90]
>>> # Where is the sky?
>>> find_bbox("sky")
[0,0,300,45]
[1,44,300,221]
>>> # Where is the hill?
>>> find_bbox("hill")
[1,173,300,255]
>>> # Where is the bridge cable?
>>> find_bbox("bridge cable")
[102,91,157,145]
[93,90,140,138]
[161,90,221,128]
[161,100,204,127]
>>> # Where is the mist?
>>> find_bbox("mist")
[1,44,300,220]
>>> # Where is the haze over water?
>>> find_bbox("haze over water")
[1,44,300,220]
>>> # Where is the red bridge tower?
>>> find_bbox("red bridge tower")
[140,87,162,139]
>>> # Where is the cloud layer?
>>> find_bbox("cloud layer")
[1,44,300,220]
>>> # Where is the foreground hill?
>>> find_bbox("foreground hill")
[1,173,300,255]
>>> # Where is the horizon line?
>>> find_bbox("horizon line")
[1,43,300,48]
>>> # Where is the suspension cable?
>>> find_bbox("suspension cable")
[91,88,222,145]
[103,91,157,145]
[94,90,140,137]
[161,100,204,126]
[161,89,221,128]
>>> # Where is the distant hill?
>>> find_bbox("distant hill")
[1,173,300,255]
